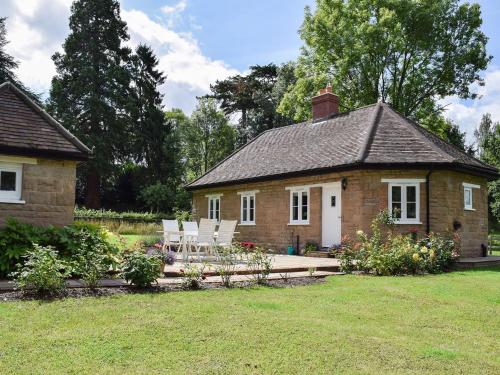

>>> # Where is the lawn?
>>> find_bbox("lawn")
[1,269,499,374]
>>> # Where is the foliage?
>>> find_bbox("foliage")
[121,251,161,287]
[139,182,176,214]
[246,247,273,285]
[279,0,490,128]
[0,219,119,278]
[180,262,208,290]
[208,63,296,145]
[179,97,235,180]
[48,0,132,208]
[474,114,500,223]
[147,247,176,266]
[75,207,167,222]
[214,245,241,287]
[71,231,111,290]
[10,244,72,296]
[338,211,459,275]
[303,241,318,255]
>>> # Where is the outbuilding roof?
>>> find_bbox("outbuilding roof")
[188,102,498,189]
[0,81,91,160]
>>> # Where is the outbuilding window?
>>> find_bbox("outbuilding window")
[463,183,480,211]
[238,190,258,225]
[206,194,222,222]
[0,162,23,203]
[288,187,310,225]
[382,179,424,224]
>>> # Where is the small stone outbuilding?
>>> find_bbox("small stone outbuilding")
[187,87,498,257]
[0,82,91,226]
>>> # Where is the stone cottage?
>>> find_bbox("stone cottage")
[0,81,91,226]
[187,86,498,257]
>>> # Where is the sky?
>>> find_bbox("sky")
[3,0,500,144]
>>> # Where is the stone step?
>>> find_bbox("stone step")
[305,251,331,258]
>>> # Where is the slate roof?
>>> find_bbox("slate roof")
[0,82,91,160]
[188,102,498,189]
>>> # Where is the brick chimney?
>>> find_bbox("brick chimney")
[312,85,339,121]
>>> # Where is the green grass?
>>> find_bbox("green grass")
[1,269,500,374]
[108,233,161,251]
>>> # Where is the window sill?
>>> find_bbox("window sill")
[394,221,422,225]
[0,199,25,204]
[288,222,310,226]
[464,208,475,211]
[239,222,256,226]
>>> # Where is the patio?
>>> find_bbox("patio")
[162,253,341,277]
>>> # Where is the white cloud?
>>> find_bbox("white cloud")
[122,9,239,112]
[161,0,187,15]
[441,68,500,145]
[2,0,237,113]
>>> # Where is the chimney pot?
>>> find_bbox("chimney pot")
[312,85,339,121]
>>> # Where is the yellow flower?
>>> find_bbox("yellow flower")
[429,249,436,259]
[412,253,420,262]
[420,246,428,254]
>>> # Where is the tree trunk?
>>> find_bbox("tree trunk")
[85,169,101,208]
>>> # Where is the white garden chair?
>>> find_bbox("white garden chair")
[161,219,181,252]
[182,221,199,254]
[193,218,216,259]
[214,220,237,259]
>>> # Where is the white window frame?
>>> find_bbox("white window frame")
[287,187,310,225]
[382,179,423,224]
[462,183,480,211]
[205,194,222,222]
[0,162,24,204]
[238,190,258,225]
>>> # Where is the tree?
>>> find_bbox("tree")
[179,98,235,180]
[209,63,295,145]
[474,114,500,223]
[0,17,39,101]
[279,0,491,130]
[48,0,131,208]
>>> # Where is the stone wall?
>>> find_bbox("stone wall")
[191,169,489,257]
[0,158,77,226]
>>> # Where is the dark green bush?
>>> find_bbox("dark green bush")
[121,251,161,287]
[0,219,119,278]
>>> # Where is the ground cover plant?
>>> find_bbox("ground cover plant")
[0,268,499,374]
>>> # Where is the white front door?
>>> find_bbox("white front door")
[322,184,342,247]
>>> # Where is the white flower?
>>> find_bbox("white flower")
[356,230,364,236]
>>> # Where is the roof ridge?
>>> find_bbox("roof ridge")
[0,81,91,156]
[355,102,382,163]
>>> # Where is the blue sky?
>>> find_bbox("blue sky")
[3,0,500,143]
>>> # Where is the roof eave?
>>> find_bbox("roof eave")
[0,145,91,161]
[186,161,499,191]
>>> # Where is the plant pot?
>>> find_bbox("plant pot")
[287,246,295,255]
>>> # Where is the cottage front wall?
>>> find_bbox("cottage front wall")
[0,158,77,227]
[191,169,488,257]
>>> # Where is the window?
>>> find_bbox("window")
[0,163,23,203]
[383,179,423,224]
[289,188,309,224]
[240,192,256,225]
[463,183,479,210]
[207,195,221,222]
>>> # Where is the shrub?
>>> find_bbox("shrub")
[10,244,71,296]
[303,241,318,255]
[180,262,208,290]
[246,247,273,285]
[72,232,110,290]
[214,245,241,287]
[74,207,166,222]
[0,219,120,278]
[121,251,161,287]
[345,210,459,275]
